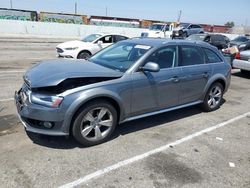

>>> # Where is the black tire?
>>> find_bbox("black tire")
[202,82,224,112]
[77,51,91,60]
[183,32,188,38]
[72,100,117,146]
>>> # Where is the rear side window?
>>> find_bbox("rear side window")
[179,46,205,66]
[211,35,224,41]
[203,48,222,63]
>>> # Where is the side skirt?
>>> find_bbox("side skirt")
[121,100,203,123]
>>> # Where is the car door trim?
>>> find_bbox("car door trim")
[121,100,202,123]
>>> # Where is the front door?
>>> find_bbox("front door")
[131,45,181,116]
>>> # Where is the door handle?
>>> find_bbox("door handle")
[202,72,209,78]
[170,76,179,83]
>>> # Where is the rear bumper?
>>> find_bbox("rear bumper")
[233,59,250,71]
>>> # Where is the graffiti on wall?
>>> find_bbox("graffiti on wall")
[0,9,37,21]
[40,12,86,24]
[90,19,140,28]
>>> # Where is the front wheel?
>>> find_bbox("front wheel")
[202,82,224,112]
[182,32,188,38]
[77,51,91,60]
[72,101,117,146]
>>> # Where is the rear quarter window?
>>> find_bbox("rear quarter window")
[203,48,222,63]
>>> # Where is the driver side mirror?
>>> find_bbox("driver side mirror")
[140,62,160,72]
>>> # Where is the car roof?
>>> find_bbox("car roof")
[124,38,213,48]
[96,33,128,37]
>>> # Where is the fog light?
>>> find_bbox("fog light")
[43,122,53,129]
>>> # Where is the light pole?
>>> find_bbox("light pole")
[10,0,13,9]
[75,2,77,14]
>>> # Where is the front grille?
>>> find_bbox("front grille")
[56,47,64,53]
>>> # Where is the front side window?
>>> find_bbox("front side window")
[90,42,151,72]
[203,48,222,63]
[98,35,113,43]
[146,46,176,69]
[179,46,205,66]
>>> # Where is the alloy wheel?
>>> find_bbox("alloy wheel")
[207,85,222,109]
[80,107,113,142]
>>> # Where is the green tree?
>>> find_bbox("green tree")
[225,21,235,28]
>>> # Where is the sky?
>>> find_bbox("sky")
[0,0,249,26]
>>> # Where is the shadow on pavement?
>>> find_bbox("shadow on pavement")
[232,71,250,79]
[27,101,225,149]
[27,105,203,149]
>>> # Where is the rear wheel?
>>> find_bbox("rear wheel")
[202,82,224,112]
[72,101,117,146]
[77,51,91,60]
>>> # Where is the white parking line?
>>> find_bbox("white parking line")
[59,111,250,188]
[0,98,14,102]
[0,70,25,74]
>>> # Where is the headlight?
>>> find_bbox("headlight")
[64,47,79,50]
[31,94,63,108]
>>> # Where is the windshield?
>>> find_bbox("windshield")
[149,24,165,30]
[82,34,102,42]
[232,36,249,42]
[89,42,152,72]
[187,34,206,41]
[179,23,190,28]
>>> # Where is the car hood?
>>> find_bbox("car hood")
[57,40,89,49]
[24,60,123,88]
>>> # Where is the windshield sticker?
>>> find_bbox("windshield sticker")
[134,45,151,50]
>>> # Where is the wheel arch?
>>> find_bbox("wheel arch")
[203,76,226,100]
[65,94,124,135]
[77,50,92,59]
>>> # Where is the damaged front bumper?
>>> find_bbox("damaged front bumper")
[14,88,69,136]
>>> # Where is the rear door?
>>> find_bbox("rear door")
[178,45,211,104]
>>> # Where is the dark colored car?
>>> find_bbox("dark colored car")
[238,40,250,51]
[15,38,231,146]
[187,34,230,50]
[229,36,250,47]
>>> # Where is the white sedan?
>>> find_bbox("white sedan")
[56,33,129,59]
[233,50,250,74]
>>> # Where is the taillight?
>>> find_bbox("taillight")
[235,52,241,59]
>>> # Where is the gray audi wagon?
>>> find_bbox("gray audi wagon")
[15,38,231,146]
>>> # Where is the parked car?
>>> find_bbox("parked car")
[15,38,231,146]
[229,36,250,47]
[56,33,129,59]
[232,50,250,74]
[141,23,172,38]
[238,40,250,51]
[172,23,204,38]
[186,34,230,50]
